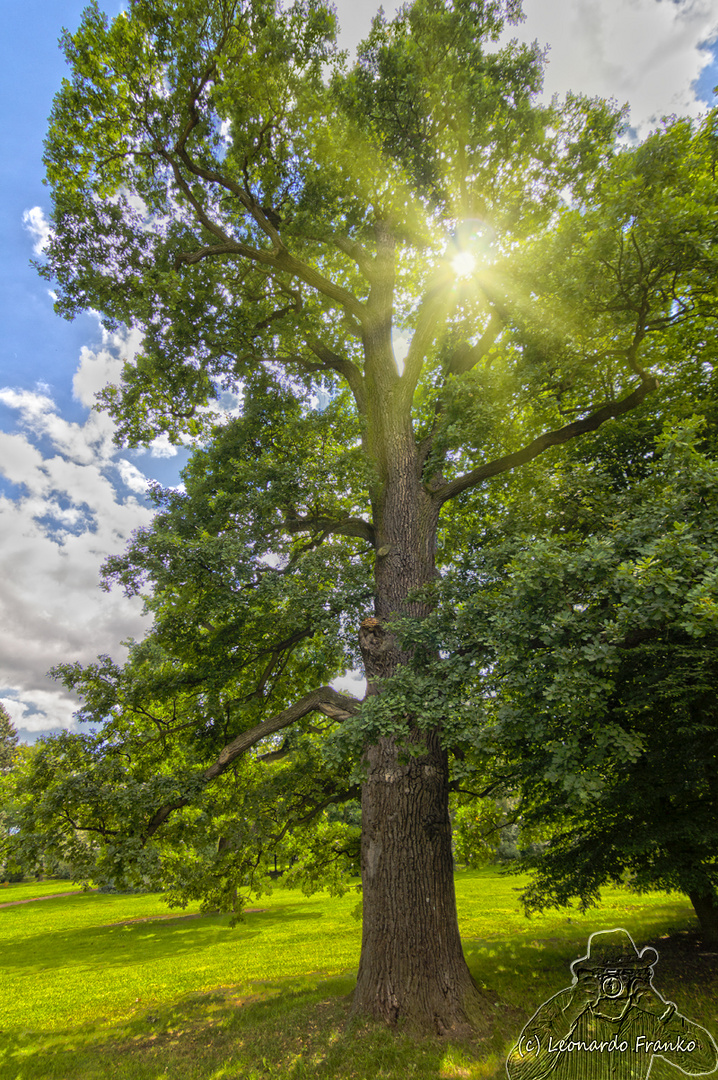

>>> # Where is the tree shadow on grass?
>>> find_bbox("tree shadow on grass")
[463,907,709,1012]
[2,973,521,1080]
[464,923,718,1063]
[1,903,322,974]
[10,912,709,1079]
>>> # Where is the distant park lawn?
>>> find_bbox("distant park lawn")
[2,869,716,1080]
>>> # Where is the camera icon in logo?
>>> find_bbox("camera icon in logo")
[572,933,655,1010]
[601,972,625,999]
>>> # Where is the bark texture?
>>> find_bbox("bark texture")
[352,729,490,1033]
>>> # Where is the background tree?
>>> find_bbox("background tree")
[0,707,27,882]
[24,0,718,1033]
[0,704,18,775]
[434,420,718,943]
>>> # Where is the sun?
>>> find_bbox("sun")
[451,251,477,278]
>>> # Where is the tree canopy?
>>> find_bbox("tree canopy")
[424,420,718,941]
[14,0,718,1034]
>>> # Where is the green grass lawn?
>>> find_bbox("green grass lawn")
[1,870,715,1080]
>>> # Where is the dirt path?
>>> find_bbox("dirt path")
[0,890,97,909]
[0,893,267,918]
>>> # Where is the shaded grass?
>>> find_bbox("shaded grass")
[458,869,718,1040]
[4,979,481,1080]
[2,889,361,1033]
[2,870,716,1080]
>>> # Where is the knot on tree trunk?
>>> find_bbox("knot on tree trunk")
[359,615,383,636]
[359,617,393,654]
[359,617,398,688]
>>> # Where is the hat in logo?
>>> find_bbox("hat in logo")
[571,929,658,975]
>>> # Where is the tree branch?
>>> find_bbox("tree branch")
[305,338,366,412]
[269,785,362,846]
[143,687,359,839]
[285,512,375,546]
[399,271,452,403]
[447,311,505,376]
[163,131,367,320]
[332,235,375,279]
[434,375,659,505]
[175,237,367,322]
[207,687,359,775]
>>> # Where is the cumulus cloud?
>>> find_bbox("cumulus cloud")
[0,387,117,468]
[22,206,52,255]
[504,0,718,134]
[333,0,717,134]
[2,692,79,735]
[116,458,150,493]
[72,326,144,408]
[148,433,180,459]
[0,333,157,735]
[0,479,152,736]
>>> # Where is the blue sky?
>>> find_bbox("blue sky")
[1,0,717,741]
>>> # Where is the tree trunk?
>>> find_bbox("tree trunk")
[348,404,490,1033]
[688,889,718,947]
[351,727,491,1034]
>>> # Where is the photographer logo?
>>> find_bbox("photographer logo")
[506,928,718,1079]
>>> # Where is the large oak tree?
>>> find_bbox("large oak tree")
[30,0,718,1033]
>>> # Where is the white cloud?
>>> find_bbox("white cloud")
[0,335,157,735]
[0,473,152,735]
[392,329,411,375]
[72,326,143,408]
[504,0,718,134]
[22,206,52,255]
[332,0,718,136]
[117,458,150,493]
[2,692,79,734]
[0,430,48,491]
[148,433,179,459]
[0,387,116,468]
[333,0,382,52]
[332,670,366,700]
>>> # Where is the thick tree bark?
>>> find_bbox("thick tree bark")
[352,728,491,1034]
